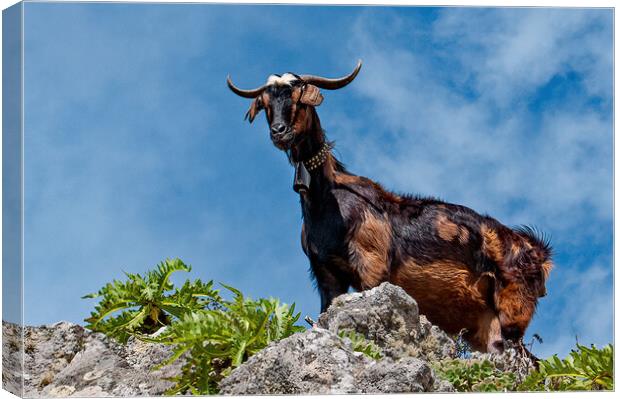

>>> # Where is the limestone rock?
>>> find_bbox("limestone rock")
[221,283,456,394]
[5,283,538,396]
[219,328,437,394]
[318,282,457,362]
[2,321,181,397]
[469,344,537,383]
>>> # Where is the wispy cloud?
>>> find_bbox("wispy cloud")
[22,3,324,325]
[329,8,612,232]
[534,260,613,358]
[20,4,612,358]
[327,7,613,356]
[433,8,612,104]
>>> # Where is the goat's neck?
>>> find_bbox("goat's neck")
[298,154,337,216]
[289,110,338,211]
[289,107,325,164]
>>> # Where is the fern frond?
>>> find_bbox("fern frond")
[83,259,305,394]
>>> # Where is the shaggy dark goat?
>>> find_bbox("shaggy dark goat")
[227,61,553,353]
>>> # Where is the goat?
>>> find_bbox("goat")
[227,61,553,353]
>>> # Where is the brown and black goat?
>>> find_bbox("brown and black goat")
[227,61,553,353]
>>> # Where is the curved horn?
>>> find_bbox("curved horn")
[300,60,362,90]
[227,75,266,98]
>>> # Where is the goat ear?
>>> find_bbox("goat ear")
[244,97,263,123]
[300,84,324,106]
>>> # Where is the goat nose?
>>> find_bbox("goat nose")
[271,123,287,135]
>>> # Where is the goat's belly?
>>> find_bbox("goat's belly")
[389,259,492,335]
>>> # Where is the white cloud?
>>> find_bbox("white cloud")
[328,8,613,357]
[20,6,612,357]
[335,8,612,235]
[532,261,613,358]
[432,8,613,105]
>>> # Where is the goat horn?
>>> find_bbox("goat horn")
[300,60,362,90]
[227,75,266,98]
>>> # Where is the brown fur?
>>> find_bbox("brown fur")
[289,87,301,126]
[458,226,470,244]
[495,282,537,339]
[246,98,261,122]
[349,210,392,289]
[334,172,403,204]
[473,309,503,353]
[481,223,504,264]
[334,172,362,186]
[436,214,459,241]
[262,92,272,121]
[390,260,495,348]
[231,73,553,354]
[292,107,316,143]
[542,260,553,280]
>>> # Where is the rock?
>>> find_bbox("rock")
[2,321,182,397]
[355,357,435,393]
[469,344,536,383]
[318,282,457,362]
[219,328,437,394]
[221,283,457,394]
[2,322,24,396]
[433,376,456,392]
[3,282,533,396]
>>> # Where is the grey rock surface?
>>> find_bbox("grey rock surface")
[2,321,181,397]
[2,322,23,397]
[469,343,537,384]
[219,328,436,394]
[221,283,456,394]
[318,282,457,362]
[3,282,538,396]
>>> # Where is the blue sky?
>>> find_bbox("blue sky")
[15,3,612,358]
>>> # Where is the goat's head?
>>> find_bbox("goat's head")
[227,61,362,151]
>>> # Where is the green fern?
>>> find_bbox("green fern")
[338,329,382,360]
[519,344,613,391]
[149,288,305,394]
[83,259,305,394]
[83,258,220,343]
[433,359,517,392]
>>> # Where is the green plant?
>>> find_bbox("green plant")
[519,344,613,391]
[84,259,305,394]
[338,329,382,360]
[150,285,305,394]
[433,359,517,392]
[83,258,221,343]
[452,328,472,359]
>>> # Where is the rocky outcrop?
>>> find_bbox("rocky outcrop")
[2,321,182,397]
[317,283,456,362]
[219,283,457,394]
[219,328,436,394]
[3,282,536,396]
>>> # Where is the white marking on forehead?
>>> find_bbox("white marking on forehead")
[266,73,298,86]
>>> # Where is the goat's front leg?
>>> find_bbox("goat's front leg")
[468,309,504,353]
[310,261,350,313]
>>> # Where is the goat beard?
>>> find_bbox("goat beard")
[273,132,295,151]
